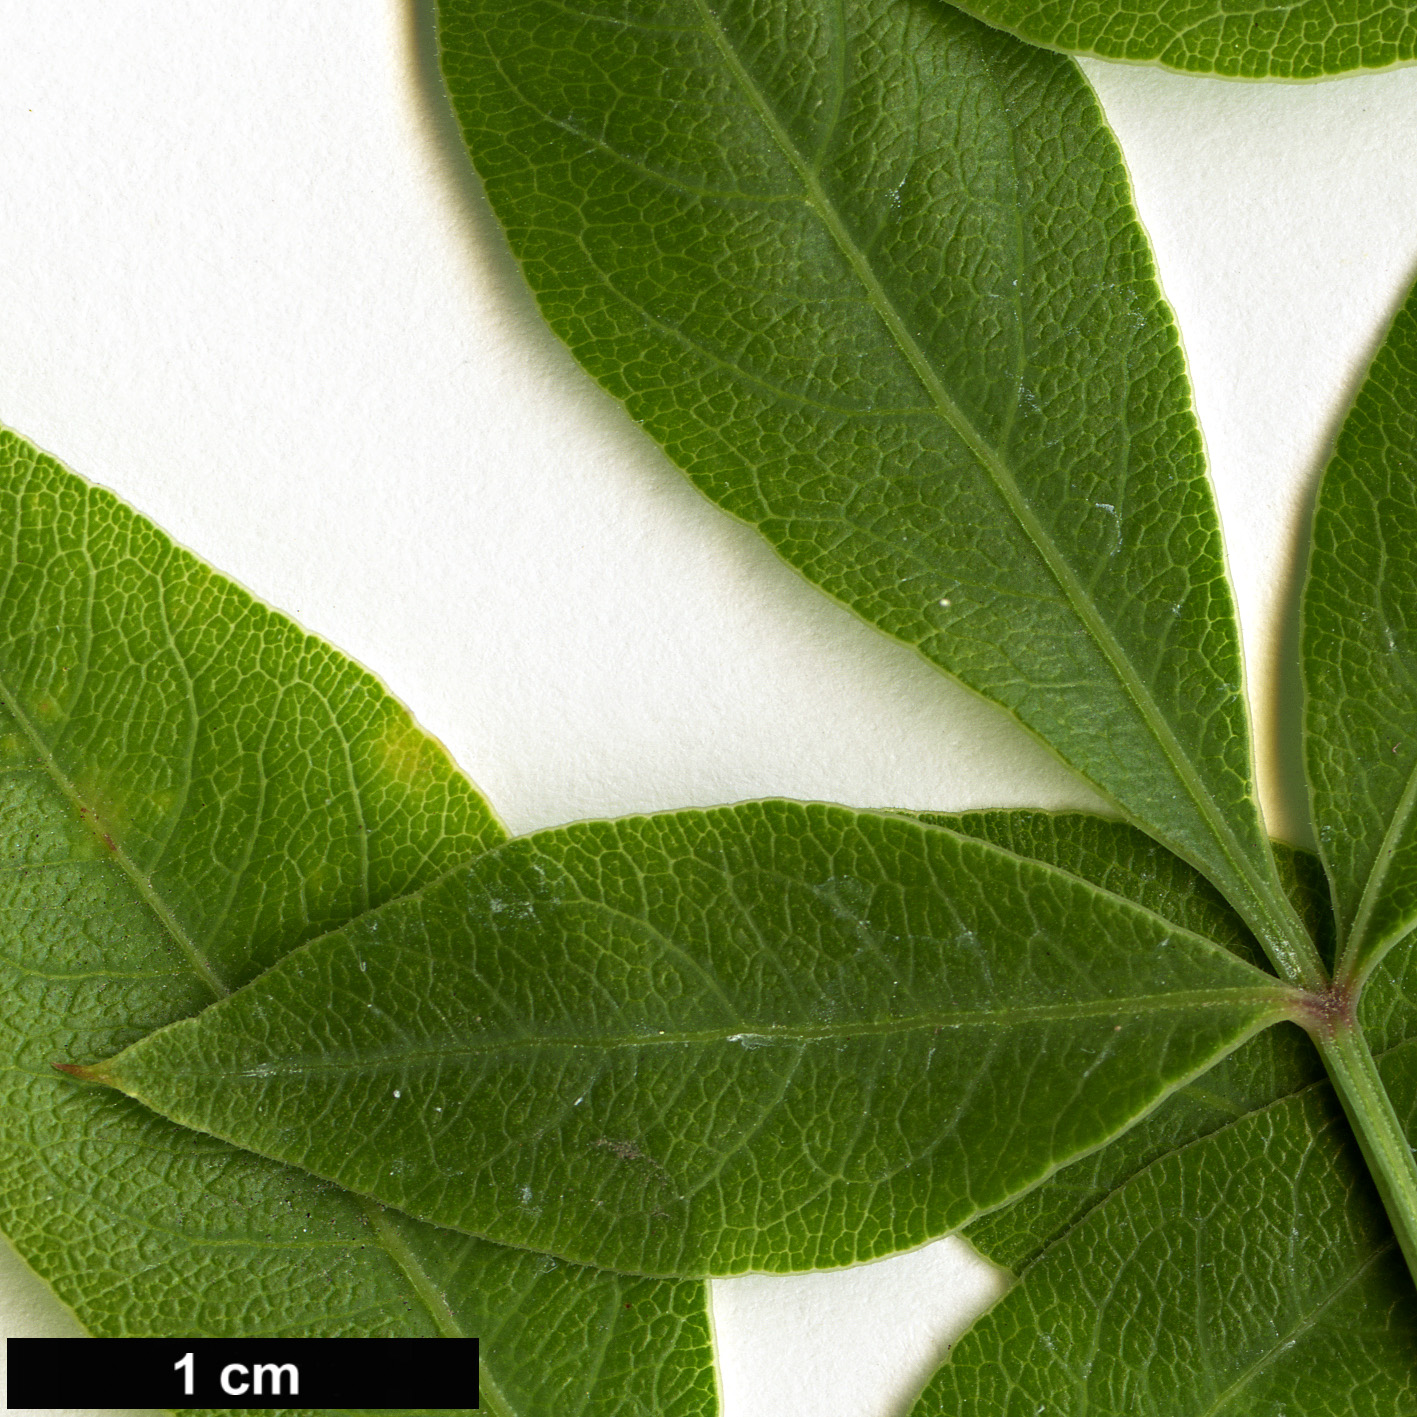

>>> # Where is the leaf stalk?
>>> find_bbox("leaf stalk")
[1307,1007,1417,1292]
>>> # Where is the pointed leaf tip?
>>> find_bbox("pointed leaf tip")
[52,1060,113,1085]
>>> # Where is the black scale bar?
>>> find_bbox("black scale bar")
[6,1337,479,1409]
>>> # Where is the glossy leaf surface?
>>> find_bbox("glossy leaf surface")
[0,433,715,1415]
[91,802,1291,1277]
[436,0,1303,970]
[1304,277,1417,985]
[943,0,1417,77]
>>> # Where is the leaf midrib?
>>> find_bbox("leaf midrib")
[998,1038,1417,1284]
[138,985,1293,1083]
[1192,1232,1393,1416]
[0,674,228,999]
[1339,743,1417,981]
[684,0,1292,967]
[359,1199,465,1338]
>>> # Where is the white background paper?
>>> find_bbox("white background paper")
[2,3,1417,1413]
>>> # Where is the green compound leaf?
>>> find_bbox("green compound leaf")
[87,801,1294,1278]
[436,0,1310,978]
[906,816,1417,1414]
[0,432,716,1416]
[941,0,1417,78]
[1304,277,1417,988]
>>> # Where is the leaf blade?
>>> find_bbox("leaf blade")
[1303,277,1417,985]
[942,0,1417,78]
[0,430,505,988]
[92,801,1293,1277]
[436,0,1307,974]
[916,1083,1417,1416]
